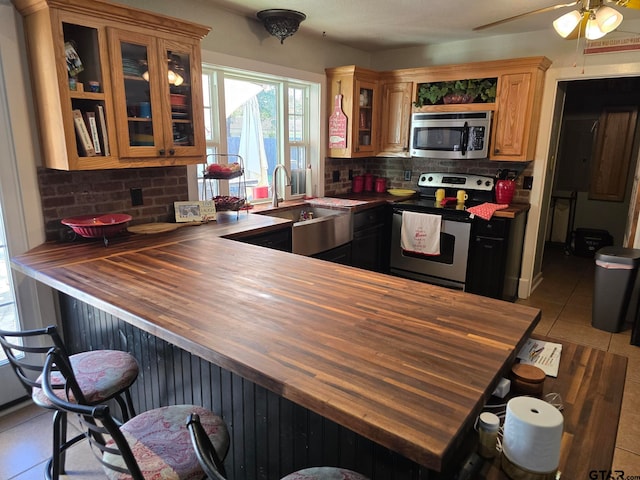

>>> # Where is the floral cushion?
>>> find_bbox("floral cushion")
[32,349,139,406]
[281,467,370,480]
[104,404,229,480]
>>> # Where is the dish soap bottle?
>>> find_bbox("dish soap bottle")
[304,164,314,199]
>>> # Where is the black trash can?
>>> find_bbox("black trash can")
[592,247,640,333]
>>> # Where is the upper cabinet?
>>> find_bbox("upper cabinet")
[378,79,412,156]
[325,66,379,158]
[12,0,210,170]
[326,57,551,162]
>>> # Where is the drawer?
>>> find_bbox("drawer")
[473,218,507,238]
[354,207,387,230]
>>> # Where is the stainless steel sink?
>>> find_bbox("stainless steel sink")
[259,206,353,256]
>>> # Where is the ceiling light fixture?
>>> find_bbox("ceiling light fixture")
[256,9,306,44]
[552,3,623,40]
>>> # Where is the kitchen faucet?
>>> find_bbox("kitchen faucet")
[271,164,291,207]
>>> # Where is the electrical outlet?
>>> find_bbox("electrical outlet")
[348,169,353,180]
[332,170,340,182]
[130,187,143,206]
[523,176,533,190]
[404,170,412,181]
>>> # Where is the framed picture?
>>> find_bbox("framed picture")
[65,41,84,77]
[174,201,216,222]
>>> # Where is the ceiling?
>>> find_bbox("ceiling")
[207,0,640,51]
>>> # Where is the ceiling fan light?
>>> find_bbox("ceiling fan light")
[586,16,607,39]
[596,6,623,33]
[553,10,582,38]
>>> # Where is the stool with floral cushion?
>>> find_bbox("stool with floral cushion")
[187,414,370,480]
[0,325,139,480]
[42,347,230,480]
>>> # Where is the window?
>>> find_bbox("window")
[199,66,316,204]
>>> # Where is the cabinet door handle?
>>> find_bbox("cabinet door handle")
[159,149,166,155]
[494,148,500,154]
[169,149,175,155]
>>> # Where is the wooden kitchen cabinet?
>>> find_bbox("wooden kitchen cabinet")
[12,0,209,170]
[378,80,412,156]
[466,212,527,301]
[325,66,379,158]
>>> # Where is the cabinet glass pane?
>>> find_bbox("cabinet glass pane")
[358,87,373,146]
[167,50,195,147]
[63,23,102,92]
[120,42,155,147]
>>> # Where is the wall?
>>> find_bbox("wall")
[38,167,189,241]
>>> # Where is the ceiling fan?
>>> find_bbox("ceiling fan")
[474,0,640,40]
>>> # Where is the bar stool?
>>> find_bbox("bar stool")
[41,347,230,480]
[186,414,370,480]
[0,325,139,480]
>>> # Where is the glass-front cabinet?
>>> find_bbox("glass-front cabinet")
[355,79,375,154]
[109,30,205,160]
[12,0,209,170]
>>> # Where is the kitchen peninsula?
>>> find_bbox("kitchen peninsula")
[12,212,542,478]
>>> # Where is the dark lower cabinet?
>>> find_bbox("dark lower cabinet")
[351,205,391,273]
[466,213,527,301]
[312,242,352,264]
[235,227,292,252]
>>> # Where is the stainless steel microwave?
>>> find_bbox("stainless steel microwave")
[409,111,492,159]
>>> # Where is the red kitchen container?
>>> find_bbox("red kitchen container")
[495,180,516,204]
[375,177,387,193]
[364,173,375,192]
[352,176,364,193]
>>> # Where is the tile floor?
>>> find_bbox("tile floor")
[1,245,639,478]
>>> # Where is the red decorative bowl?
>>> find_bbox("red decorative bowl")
[61,213,132,238]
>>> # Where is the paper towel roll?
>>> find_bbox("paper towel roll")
[502,396,563,474]
[305,164,313,199]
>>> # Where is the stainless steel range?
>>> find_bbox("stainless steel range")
[390,172,495,291]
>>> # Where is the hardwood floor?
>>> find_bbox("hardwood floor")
[1,244,639,478]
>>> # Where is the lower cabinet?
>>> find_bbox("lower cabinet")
[235,227,292,252]
[466,213,527,301]
[351,205,391,273]
[312,243,352,265]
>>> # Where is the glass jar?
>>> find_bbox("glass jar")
[477,412,500,459]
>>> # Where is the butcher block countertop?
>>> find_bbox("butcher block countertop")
[12,212,541,472]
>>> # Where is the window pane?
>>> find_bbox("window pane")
[288,87,305,142]
[290,145,306,196]
[224,78,276,201]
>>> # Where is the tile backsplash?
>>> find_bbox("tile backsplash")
[324,156,533,203]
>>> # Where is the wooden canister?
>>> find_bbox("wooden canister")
[510,364,545,397]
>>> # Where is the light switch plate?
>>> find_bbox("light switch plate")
[404,170,412,181]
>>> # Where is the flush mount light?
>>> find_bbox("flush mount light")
[552,10,582,37]
[257,9,306,44]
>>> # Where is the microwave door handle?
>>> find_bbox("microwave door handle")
[461,122,469,156]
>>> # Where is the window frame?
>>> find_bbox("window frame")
[199,63,319,204]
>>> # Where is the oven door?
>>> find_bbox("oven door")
[390,209,471,290]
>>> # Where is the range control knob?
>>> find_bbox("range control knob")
[485,181,492,187]
[427,176,433,182]
[476,179,482,186]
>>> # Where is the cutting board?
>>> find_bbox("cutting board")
[127,222,203,234]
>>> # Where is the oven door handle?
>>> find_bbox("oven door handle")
[461,121,469,156]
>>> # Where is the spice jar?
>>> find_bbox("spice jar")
[510,363,546,397]
[477,412,500,459]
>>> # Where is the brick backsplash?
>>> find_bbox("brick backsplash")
[38,166,189,241]
[324,156,533,203]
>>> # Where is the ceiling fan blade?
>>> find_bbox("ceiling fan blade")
[473,1,581,31]
[612,0,640,9]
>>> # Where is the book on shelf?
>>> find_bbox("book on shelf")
[72,109,95,157]
[84,111,102,155]
[95,105,110,156]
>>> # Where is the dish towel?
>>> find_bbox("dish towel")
[466,202,509,221]
[400,211,441,255]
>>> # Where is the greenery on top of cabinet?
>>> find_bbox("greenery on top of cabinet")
[414,78,497,107]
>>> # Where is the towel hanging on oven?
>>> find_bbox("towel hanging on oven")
[400,211,441,256]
